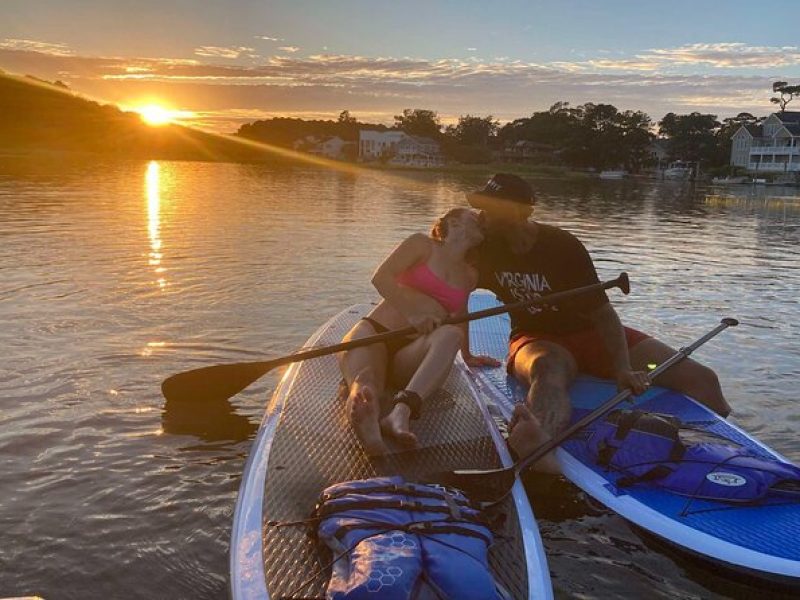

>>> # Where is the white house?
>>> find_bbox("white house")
[389,135,444,167]
[730,111,800,172]
[358,130,407,161]
[315,136,353,160]
[358,130,443,166]
[293,135,353,160]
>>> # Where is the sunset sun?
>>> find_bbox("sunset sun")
[136,104,182,126]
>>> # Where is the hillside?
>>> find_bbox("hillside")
[0,71,282,163]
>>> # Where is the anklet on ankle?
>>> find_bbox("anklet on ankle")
[393,390,422,420]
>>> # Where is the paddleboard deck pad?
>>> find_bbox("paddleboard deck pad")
[466,291,800,586]
[230,304,552,599]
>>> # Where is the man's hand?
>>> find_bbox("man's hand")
[616,368,650,395]
[463,354,502,368]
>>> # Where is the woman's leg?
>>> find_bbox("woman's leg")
[380,324,464,446]
[338,321,389,455]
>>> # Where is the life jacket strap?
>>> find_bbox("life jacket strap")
[316,498,488,524]
[319,482,477,509]
[329,519,494,547]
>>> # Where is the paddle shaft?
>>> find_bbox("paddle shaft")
[512,317,739,478]
[259,272,629,373]
[161,272,629,403]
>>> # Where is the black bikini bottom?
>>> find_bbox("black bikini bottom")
[360,317,417,360]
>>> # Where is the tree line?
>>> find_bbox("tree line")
[3,69,794,171]
[236,105,774,173]
[237,81,798,172]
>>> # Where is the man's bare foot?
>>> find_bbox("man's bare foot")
[379,403,418,448]
[347,382,388,456]
[508,404,561,474]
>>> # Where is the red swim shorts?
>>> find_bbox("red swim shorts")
[507,326,650,379]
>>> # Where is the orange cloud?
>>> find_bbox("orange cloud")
[194,46,257,59]
[0,38,73,56]
[0,39,788,133]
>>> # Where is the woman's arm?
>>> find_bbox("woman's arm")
[371,234,446,332]
[459,266,501,367]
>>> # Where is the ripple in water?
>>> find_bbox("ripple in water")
[0,158,798,599]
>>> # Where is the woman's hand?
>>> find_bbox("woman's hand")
[401,289,448,334]
[463,354,502,368]
[407,313,442,334]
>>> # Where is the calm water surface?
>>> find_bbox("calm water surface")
[1,158,798,599]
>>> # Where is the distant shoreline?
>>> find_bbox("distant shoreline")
[361,161,596,180]
[0,147,597,180]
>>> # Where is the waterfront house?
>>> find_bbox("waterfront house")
[293,135,354,160]
[316,136,354,160]
[389,135,444,167]
[494,140,559,164]
[730,112,800,172]
[648,139,669,169]
[358,130,443,166]
[358,130,407,161]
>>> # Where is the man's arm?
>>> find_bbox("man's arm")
[589,302,649,394]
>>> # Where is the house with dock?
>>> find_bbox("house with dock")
[730,111,800,173]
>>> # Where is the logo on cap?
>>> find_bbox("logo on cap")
[486,179,503,192]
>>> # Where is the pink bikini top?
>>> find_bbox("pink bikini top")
[396,262,471,314]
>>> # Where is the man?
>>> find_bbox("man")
[467,173,730,472]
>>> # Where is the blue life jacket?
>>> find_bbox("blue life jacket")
[587,410,800,502]
[315,476,511,600]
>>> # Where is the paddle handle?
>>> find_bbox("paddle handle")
[265,273,630,371]
[514,317,739,477]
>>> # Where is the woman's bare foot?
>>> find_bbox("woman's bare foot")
[508,404,561,475]
[379,403,418,448]
[347,382,388,456]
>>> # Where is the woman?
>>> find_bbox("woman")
[338,207,500,456]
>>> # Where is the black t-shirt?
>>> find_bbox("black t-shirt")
[476,223,609,336]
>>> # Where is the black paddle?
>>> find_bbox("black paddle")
[437,317,739,503]
[161,273,630,403]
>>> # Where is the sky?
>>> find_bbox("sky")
[1,0,799,132]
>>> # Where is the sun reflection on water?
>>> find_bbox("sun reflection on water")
[145,161,167,289]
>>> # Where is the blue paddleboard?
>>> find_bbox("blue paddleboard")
[467,291,800,586]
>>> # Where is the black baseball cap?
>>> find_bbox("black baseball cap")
[466,173,535,210]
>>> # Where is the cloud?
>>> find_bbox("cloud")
[556,43,800,72]
[194,46,257,59]
[647,43,800,68]
[278,46,300,53]
[553,58,662,72]
[0,38,73,56]
[0,42,790,132]
[255,36,282,42]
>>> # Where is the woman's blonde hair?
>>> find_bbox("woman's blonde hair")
[430,207,470,242]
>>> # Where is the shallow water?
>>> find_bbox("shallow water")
[1,157,798,599]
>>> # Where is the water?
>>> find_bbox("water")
[0,157,798,599]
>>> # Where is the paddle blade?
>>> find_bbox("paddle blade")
[424,466,516,503]
[617,272,630,295]
[161,361,274,403]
